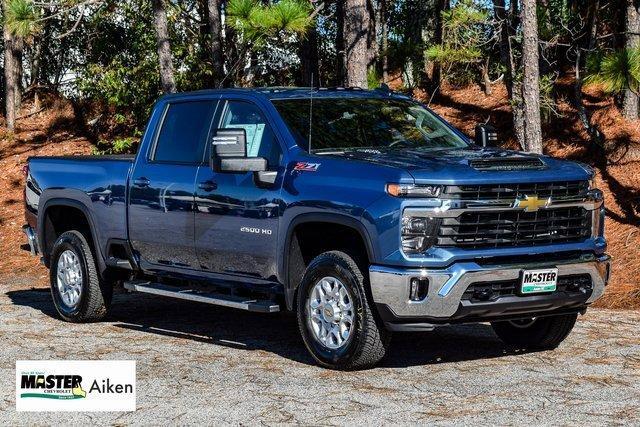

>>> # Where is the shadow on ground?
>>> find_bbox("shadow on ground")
[6,287,532,369]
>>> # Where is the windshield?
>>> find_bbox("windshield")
[272,97,469,152]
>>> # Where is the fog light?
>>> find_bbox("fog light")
[409,278,429,301]
[473,288,493,301]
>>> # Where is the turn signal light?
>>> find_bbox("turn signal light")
[386,183,442,198]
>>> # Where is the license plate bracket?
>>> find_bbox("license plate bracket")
[520,268,558,294]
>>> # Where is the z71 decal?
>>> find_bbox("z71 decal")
[294,162,321,172]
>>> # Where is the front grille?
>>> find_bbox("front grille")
[469,157,545,171]
[438,207,592,249]
[443,181,589,201]
[462,274,593,302]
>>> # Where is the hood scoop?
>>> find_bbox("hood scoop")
[469,157,546,171]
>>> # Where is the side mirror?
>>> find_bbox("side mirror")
[211,128,267,173]
[474,124,499,148]
[212,128,247,158]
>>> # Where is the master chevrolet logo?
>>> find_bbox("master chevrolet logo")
[513,195,550,212]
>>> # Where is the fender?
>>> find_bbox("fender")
[38,195,108,276]
[280,212,377,310]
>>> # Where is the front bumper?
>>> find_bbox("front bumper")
[370,254,610,329]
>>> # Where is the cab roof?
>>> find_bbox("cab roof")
[159,87,413,102]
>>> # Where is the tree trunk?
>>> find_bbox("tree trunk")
[480,59,493,95]
[343,0,369,88]
[520,0,543,153]
[14,35,23,112]
[30,29,45,112]
[493,0,513,97]
[513,86,526,148]
[335,0,345,86]
[431,0,450,87]
[207,0,225,87]
[380,0,388,83]
[298,25,319,86]
[4,26,22,131]
[366,0,377,68]
[224,21,241,88]
[623,0,640,120]
[151,0,177,94]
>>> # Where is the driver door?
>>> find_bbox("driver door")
[193,98,284,281]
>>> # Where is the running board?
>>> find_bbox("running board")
[123,281,280,313]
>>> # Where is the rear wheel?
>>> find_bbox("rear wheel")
[296,251,390,370]
[491,313,578,349]
[50,230,112,322]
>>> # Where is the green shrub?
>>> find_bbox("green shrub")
[92,137,138,155]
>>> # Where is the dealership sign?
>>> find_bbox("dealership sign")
[16,360,136,411]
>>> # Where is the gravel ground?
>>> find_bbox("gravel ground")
[1,275,639,425]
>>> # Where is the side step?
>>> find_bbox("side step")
[123,281,280,313]
[106,256,134,270]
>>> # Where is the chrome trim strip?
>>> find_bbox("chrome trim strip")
[405,196,603,219]
[369,255,610,319]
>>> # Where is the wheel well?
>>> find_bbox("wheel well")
[43,205,93,260]
[287,221,370,307]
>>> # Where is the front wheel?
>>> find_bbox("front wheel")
[296,251,390,370]
[50,230,112,322]
[491,313,578,349]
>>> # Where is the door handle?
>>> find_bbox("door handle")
[133,177,150,188]
[198,180,217,192]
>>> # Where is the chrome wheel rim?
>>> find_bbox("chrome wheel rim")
[307,276,354,350]
[56,250,83,308]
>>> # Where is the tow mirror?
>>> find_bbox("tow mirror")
[212,128,247,158]
[211,128,267,173]
[475,124,499,148]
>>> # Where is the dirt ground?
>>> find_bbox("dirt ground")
[1,277,639,424]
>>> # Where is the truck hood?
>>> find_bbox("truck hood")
[323,146,591,184]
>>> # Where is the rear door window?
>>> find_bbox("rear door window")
[153,101,217,163]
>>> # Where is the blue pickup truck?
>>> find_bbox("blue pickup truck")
[22,88,610,369]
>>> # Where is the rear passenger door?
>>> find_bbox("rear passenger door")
[194,98,284,280]
[129,99,218,271]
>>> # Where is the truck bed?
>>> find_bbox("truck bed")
[25,154,135,260]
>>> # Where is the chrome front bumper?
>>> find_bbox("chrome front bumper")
[369,254,610,319]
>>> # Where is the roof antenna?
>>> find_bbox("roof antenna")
[308,73,314,153]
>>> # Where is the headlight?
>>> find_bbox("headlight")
[401,215,441,254]
[386,183,442,198]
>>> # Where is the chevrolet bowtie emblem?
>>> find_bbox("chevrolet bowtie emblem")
[514,195,550,212]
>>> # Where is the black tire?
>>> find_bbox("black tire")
[49,230,112,322]
[491,313,578,349]
[296,251,390,370]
